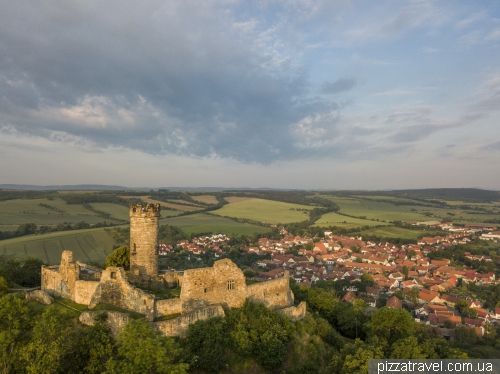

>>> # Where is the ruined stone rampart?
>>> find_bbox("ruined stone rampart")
[26,290,54,305]
[247,271,294,308]
[88,267,156,321]
[278,301,307,321]
[74,280,100,305]
[80,311,131,338]
[76,261,102,281]
[154,304,225,337]
[162,271,183,287]
[180,259,247,313]
[155,298,182,318]
[41,252,77,300]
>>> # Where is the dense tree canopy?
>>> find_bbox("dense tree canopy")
[105,246,130,270]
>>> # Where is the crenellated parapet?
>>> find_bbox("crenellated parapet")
[129,203,161,217]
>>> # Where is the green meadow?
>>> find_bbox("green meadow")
[0,198,109,226]
[320,195,500,225]
[356,226,434,239]
[0,227,120,264]
[212,198,313,224]
[160,213,270,236]
[313,211,391,229]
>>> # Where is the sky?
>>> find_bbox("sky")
[1,0,499,190]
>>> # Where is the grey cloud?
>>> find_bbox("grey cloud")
[321,78,357,94]
[0,1,343,164]
[482,140,500,152]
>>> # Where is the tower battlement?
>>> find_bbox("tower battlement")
[129,203,161,217]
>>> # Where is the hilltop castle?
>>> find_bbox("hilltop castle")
[39,204,305,336]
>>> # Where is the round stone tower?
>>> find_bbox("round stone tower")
[129,203,161,281]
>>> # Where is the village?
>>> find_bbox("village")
[159,223,500,340]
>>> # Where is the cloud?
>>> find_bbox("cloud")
[481,140,500,152]
[422,47,439,53]
[374,90,416,96]
[321,78,356,94]
[344,0,451,43]
[0,0,338,164]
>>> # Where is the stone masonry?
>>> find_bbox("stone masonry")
[129,203,161,282]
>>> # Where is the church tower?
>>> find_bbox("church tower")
[129,203,161,281]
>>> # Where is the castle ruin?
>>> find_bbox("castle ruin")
[40,203,306,337]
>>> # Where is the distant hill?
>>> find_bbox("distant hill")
[332,188,500,202]
[0,184,133,191]
[0,185,291,191]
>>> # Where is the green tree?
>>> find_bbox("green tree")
[453,326,478,349]
[226,301,294,370]
[16,223,37,236]
[73,221,91,230]
[106,318,188,374]
[20,258,44,287]
[0,294,32,374]
[335,339,383,374]
[185,317,227,372]
[79,314,114,374]
[390,336,427,358]
[402,266,409,279]
[0,276,8,296]
[366,307,416,345]
[407,287,420,304]
[106,246,130,270]
[307,287,337,318]
[360,273,374,285]
[21,305,81,374]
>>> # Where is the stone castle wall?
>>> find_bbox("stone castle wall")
[129,204,160,281]
[88,267,156,321]
[154,304,225,337]
[162,271,183,287]
[80,311,131,338]
[278,301,307,321]
[180,259,247,313]
[25,290,54,305]
[247,271,294,309]
[42,250,78,300]
[155,298,182,318]
[74,280,100,305]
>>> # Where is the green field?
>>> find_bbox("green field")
[0,198,116,227]
[356,226,434,239]
[313,211,391,229]
[89,203,131,220]
[0,227,119,264]
[320,195,500,225]
[321,196,429,222]
[212,198,312,224]
[161,213,271,236]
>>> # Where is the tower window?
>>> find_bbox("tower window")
[227,280,235,290]
[111,272,116,279]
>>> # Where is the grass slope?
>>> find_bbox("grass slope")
[0,198,107,226]
[212,198,313,224]
[313,211,391,229]
[356,226,432,239]
[160,213,270,236]
[320,195,500,225]
[0,227,120,264]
